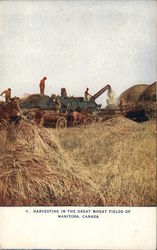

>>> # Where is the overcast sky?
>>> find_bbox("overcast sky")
[0,0,157,106]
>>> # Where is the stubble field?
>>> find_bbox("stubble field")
[0,116,156,206]
[57,116,156,206]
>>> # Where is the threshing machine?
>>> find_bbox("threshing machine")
[19,84,111,113]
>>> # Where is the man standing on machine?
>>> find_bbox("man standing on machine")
[39,77,47,95]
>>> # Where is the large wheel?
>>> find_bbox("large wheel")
[85,118,92,126]
[56,116,67,128]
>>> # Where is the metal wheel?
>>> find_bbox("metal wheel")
[56,116,67,128]
[85,118,92,125]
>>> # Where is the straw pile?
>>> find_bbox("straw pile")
[0,120,101,206]
[139,82,156,101]
[118,83,156,120]
[137,82,156,118]
[119,84,148,105]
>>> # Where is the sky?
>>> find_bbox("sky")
[0,0,157,106]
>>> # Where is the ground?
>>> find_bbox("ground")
[57,116,156,206]
[0,116,156,206]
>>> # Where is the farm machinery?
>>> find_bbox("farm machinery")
[19,84,111,113]
[4,84,111,128]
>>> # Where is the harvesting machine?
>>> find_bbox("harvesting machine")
[19,84,111,113]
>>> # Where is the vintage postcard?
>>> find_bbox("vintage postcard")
[0,0,156,249]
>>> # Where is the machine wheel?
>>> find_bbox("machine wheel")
[85,118,92,126]
[56,117,67,128]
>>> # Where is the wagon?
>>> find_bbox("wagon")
[24,109,94,128]
[43,111,68,128]
[23,109,68,128]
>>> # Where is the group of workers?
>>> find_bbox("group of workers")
[39,76,92,100]
[0,76,92,103]
[0,77,47,103]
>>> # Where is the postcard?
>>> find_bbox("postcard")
[0,0,156,249]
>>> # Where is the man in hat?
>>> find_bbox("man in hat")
[84,88,91,101]
[0,88,11,102]
[39,77,47,95]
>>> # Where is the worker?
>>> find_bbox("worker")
[61,88,67,97]
[0,88,11,102]
[39,76,47,95]
[84,88,91,101]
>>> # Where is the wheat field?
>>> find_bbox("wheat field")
[57,116,156,206]
[0,116,156,206]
